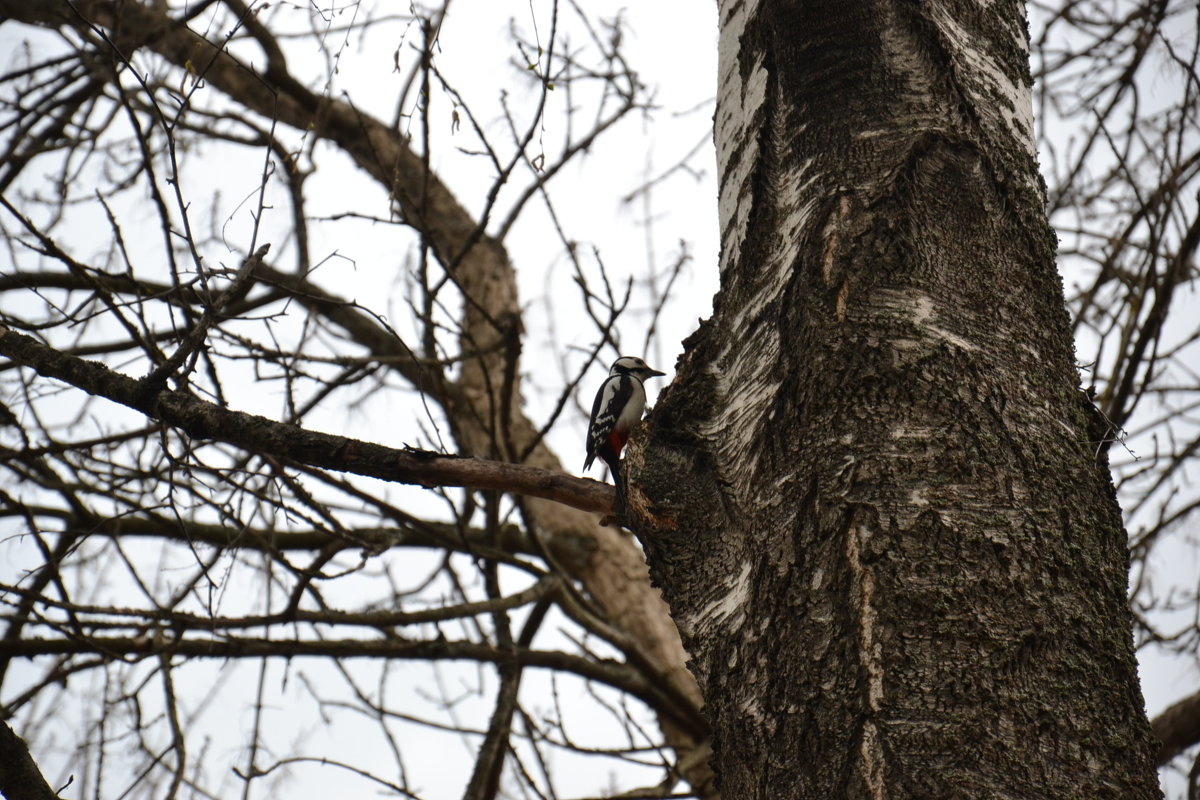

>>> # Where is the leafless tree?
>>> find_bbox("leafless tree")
[0,0,1197,798]
[0,1,709,798]
[1030,0,1200,793]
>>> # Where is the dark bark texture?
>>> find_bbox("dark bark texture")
[626,0,1162,797]
[0,721,58,800]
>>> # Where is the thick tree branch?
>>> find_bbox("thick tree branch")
[1153,690,1200,767]
[0,721,58,800]
[0,325,613,515]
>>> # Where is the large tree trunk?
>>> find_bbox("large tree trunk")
[627,0,1162,797]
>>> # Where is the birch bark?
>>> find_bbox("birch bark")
[629,1,1162,796]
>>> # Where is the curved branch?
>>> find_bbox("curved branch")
[1153,689,1200,767]
[1,0,493,270]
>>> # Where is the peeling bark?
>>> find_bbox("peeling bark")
[630,1,1161,797]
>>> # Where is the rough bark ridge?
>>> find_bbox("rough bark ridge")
[627,0,1161,797]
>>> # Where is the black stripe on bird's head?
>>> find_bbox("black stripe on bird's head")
[609,356,666,380]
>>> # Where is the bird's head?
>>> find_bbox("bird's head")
[609,356,666,381]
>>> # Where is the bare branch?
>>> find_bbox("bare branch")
[0,721,59,800]
[0,325,615,515]
[1153,689,1200,767]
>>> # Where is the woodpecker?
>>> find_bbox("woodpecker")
[583,356,666,482]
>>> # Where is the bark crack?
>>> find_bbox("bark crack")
[847,507,887,800]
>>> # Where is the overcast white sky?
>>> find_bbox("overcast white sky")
[2,0,1199,796]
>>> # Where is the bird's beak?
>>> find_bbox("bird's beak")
[647,368,666,378]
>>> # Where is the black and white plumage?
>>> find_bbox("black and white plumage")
[583,356,666,481]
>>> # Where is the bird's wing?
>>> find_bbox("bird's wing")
[584,374,634,469]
